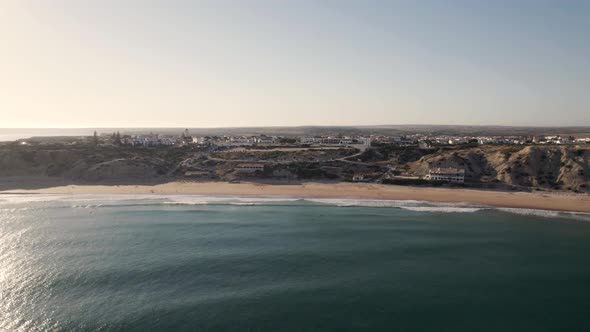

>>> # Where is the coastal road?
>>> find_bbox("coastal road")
[335,145,390,168]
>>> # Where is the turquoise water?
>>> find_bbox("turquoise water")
[1,195,590,331]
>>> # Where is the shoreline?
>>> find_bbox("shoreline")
[2,181,589,213]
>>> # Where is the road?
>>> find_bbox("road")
[335,145,390,168]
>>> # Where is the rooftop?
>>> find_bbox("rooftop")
[429,167,465,175]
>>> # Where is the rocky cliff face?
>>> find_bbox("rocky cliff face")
[1,144,588,192]
[407,145,589,192]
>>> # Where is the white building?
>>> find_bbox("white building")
[321,137,344,145]
[339,138,354,145]
[256,136,277,144]
[159,137,177,146]
[133,135,160,147]
[300,137,319,144]
[352,173,369,182]
[425,168,465,183]
[229,137,256,146]
[358,137,372,146]
[448,137,468,145]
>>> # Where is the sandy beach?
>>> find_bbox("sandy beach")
[2,181,589,213]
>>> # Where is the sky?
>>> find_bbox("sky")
[1,0,589,128]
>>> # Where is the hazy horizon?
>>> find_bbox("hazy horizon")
[2,123,590,143]
[3,123,590,130]
[2,0,590,127]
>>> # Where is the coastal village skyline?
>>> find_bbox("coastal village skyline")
[5,124,589,191]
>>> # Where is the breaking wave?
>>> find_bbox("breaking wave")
[0,194,588,220]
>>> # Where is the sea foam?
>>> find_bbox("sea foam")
[0,193,588,220]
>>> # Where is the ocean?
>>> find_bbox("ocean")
[1,194,590,331]
[0,129,97,142]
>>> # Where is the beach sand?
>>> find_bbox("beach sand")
[2,181,589,213]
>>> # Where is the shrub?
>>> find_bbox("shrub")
[502,146,523,159]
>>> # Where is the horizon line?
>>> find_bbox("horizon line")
[2,124,590,130]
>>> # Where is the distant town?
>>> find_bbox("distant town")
[15,129,590,148]
[1,127,587,193]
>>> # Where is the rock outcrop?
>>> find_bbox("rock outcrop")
[406,145,589,192]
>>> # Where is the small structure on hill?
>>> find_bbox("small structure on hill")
[352,173,366,182]
[425,167,465,183]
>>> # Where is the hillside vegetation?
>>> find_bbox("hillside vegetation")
[0,145,190,183]
[0,143,588,192]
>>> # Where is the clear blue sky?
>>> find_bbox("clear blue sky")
[1,0,589,127]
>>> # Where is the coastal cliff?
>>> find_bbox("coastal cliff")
[0,143,588,193]
[0,145,175,183]
[405,145,589,192]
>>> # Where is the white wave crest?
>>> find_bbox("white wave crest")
[497,208,561,218]
[497,208,590,221]
[162,201,209,206]
[1,194,588,220]
[305,198,485,212]
[400,206,485,213]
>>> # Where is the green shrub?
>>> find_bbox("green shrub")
[502,146,523,159]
